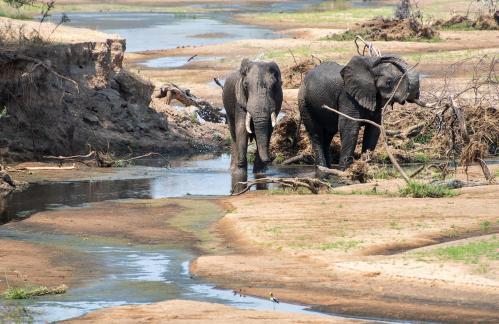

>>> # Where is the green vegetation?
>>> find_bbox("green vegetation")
[3,287,29,300]
[399,181,457,198]
[318,240,362,252]
[413,152,430,164]
[273,153,285,165]
[244,6,392,28]
[0,106,8,119]
[269,187,314,195]
[480,220,491,233]
[432,236,499,264]
[3,284,67,300]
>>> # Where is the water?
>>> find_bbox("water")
[140,55,223,69]
[48,12,281,52]
[1,154,315,224]
[0,229,337,323]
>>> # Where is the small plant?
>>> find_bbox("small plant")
[480,220,491,232]
[3,287,29,300]
[318,240,362,252]
[0,106,8,119]
[273,153,285,164]
[399,181,457,198]
[3,284,67,300]
[413,152,430,163]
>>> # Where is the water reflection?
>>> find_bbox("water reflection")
[0,155,315,224]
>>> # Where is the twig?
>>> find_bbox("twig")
[213,77,224,89]
[43,151,96,161]
[17,164,76,171]
[187,54,198,63]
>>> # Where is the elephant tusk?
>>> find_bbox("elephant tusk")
[271,112,277,128]
[245,112,252,134]
[413,98,428,107]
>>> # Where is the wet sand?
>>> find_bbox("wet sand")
[65,299,357,324]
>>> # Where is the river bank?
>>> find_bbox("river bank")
[192,165,499,322]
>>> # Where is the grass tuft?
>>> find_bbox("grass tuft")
[3,284,67,300]
[399,181,457,198]
[433,237,499,264]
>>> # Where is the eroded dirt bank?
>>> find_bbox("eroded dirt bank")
[192,170,499,322]
[0,17,227,164]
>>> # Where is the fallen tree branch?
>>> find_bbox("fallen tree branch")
[316,165,348,177]
[234,177,333,196]
[280,154,312,165]
[16,163,76,171]
[43,151,96,161]
[156,83,225,123]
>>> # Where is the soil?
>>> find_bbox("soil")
[0,17,228,164]
[191,177,499,322]
[65,299,354,323]
[0,239,98,292]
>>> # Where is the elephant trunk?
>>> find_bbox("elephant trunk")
[405,70,420,103]
[253,117,271,164]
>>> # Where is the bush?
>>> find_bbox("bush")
[399,181,457,198]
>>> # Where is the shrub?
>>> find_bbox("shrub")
[399,181,457,198]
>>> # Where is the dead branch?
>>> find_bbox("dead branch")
[234,177,333,196]
[17,163,76,171]
[322,104,411,184]
[43,151,96,161]
[280,154,311,165]
[156,83,225,123]
[316,165,348,177]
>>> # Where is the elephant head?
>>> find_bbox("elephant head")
[340,55,420,111]
[236,59,283,164]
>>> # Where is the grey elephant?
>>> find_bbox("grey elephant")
[298,55,421,170]
[223,59,283,192]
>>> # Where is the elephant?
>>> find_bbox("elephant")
[223,59,283,193]
[298,55,421,170]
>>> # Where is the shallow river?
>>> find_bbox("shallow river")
[0,155,417,323]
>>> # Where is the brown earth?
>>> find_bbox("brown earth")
[0,17,228,164]
[192,179,499,322]
[0,239,98,292]
[65,299,356,324]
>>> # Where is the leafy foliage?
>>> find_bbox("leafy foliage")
[399,181,457,198]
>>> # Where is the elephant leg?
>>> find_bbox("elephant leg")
[230,119,248,194]
[339,116,360,170]
[302,111,327,167]
[362,112,382,153]
[322,131,335,169]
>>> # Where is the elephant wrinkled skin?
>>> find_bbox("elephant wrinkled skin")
[223,59,283,193]
[298,55,421,170]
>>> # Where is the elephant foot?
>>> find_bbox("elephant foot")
[231,168,248,194]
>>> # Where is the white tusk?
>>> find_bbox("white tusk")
[245,112,252,134]
[271,112,277,128]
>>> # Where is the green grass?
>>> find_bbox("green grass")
[399,181,457,198]
[3,287,29,300]
[480,220,492,233]
[243,6,392,28]
[318,240,362,252]
[432,237,499,264]
[0,3,33,19]
[413,152,430,164]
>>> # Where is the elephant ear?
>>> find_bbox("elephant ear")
[341,56,377,111]
[236,59,252,109]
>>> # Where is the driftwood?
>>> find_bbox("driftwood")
[17,163,76,171]
[386,122,426,138]
[235,177,333,195]
[156,83,225,123]
[280,154,313,165]
[316,165,348,177]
